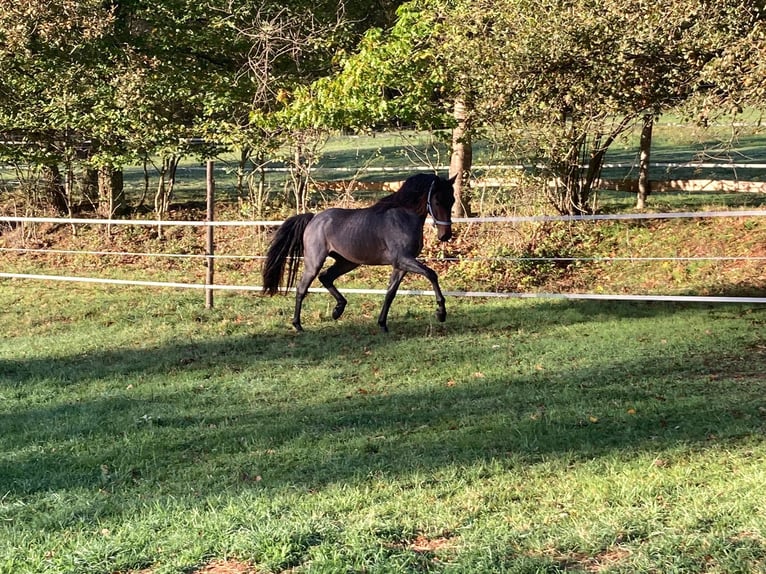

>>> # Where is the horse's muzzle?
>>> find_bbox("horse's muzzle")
[438,226,452,242]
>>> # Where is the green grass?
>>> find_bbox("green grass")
[1,282,765,573]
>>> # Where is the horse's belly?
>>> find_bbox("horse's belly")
[314,208,421,265]
[330,239,392,265]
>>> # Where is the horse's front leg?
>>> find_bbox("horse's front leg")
[378,268,407,332]
[397,258,447,324]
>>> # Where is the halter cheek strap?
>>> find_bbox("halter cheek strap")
[427,186,452,227]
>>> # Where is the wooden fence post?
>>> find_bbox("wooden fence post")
[205,160,215,309]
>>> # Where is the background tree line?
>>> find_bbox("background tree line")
[1,0,764,218]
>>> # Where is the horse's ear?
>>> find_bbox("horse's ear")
[447,174,457,185]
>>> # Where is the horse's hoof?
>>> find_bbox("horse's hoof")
[292,321,304,332]
[378,322,389,333]
[332,304,346,320]
[436,309,447,323]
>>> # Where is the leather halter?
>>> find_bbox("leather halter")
[426,184,452,227]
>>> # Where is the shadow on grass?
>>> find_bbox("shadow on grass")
[1,300,764,501]
[0,299,739,385]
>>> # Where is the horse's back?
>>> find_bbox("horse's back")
[306,206,423,265]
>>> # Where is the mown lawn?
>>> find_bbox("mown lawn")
[1,282,765,573]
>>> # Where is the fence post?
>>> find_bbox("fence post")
[205,160,215,309]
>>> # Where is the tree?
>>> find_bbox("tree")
[1,0,397,218]
[443,0,760,214]
[289,0,477,215]
[0,0,116,214]
[699,5,766,109]
[203,0,407,214]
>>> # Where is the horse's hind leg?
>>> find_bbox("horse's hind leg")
[319,257,359,320]
[292,245,327,332]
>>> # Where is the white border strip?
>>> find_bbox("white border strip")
[0,247,262,260]
[452,210,766,224]
[3,246,765,263]
[178,162,766,172]
[2,273,764,304]
[0,216,281,227]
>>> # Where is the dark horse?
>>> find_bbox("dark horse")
[262,173,456,332]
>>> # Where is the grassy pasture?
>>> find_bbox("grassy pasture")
[1,282,765,573]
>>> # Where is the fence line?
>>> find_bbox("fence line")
[180,162,766,172]
[0,215,281,227]
[2,210,765,305]
[1,209,765,228]
[3,246,766,264]
[0,247,261,260]
[2,272,765,305]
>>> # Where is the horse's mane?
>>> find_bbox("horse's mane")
[371,173,436,214]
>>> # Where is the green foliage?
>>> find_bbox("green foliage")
[0,0,404,216]
[287,0,451,132]
[702,16,766,109]
[2,0,766,219]
[441,0,763,214]
[0,0,114,164]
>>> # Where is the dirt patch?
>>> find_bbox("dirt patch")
[408,533,458,553]
[121,559,258,574]
[539,547,632,572]
[192,560,258,574]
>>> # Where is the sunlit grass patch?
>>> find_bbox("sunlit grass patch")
[1,283,765,572]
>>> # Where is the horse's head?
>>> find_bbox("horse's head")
[427,175,457,241]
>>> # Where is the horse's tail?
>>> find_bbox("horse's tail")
[262,213,315,295]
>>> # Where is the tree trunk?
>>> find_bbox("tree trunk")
[41,163,68,214]
[97,165,125,219]
[636,113,653,210]
[548,111,637,216]
[293,143,308,213]
[449,97,473,217]
[154,155,180,219]
[560,129,587,216]
[236,146,251,202]
[81,167,99,209]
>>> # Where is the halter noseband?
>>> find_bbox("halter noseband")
[427,183,452,227]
